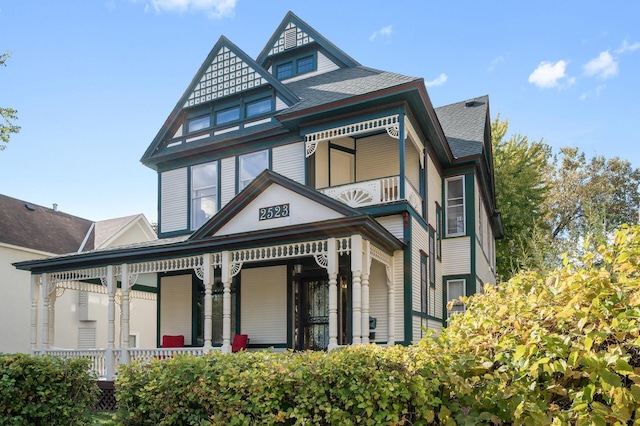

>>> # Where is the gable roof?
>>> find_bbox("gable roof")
[141,36,299,165]
[0,194,94,254]
[434,95,489,160]
[257,11,360,69]
[94,214,155,249]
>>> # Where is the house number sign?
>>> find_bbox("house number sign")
[259,203,289,221]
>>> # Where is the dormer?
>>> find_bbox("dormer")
[257,11,361,83]
[142,36,299,170]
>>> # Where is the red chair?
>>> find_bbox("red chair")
[231,334,248,352]
[161,335,184,348]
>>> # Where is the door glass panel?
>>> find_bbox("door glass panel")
[302,279,329,351]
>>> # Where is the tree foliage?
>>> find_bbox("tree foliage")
[0,51,20,150]
[417,224,640,424]
[492,116,553,279]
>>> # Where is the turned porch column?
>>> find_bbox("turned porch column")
[326,238,339,351]
[221,251,232,353]
[41,274,49,350]
[106,265,116,380]
[351,235,362,345]
[120,263,130,366]
[202,254,214,350]
[361,240,371,345]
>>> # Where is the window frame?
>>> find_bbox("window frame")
[435,203,442,259]
[274,52,317,80]
[446,279,466,318]
[245,97,272,119]
[445,176,466,237]
[420,251,428,314]
[238,149,270,191]
[187,115,210,134]
[190,161,219,231]
[429,227,436,288]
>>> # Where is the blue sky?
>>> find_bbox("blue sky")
[1,1,638,224]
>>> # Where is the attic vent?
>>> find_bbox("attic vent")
[284,28,297,50]
[465,100,477,107]
[25,203,36,211]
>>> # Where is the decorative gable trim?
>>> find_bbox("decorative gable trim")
[267,22,315,56]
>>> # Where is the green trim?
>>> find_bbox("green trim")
[131,284,157,294]
[465,173,476,298]
[403,214,413,344]
[412,311,441,322]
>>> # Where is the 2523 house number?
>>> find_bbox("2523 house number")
[259,203,289,221]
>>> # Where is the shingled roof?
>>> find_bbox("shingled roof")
[434,95,489,159]
[282,66,420,115]
[0,194,94,254]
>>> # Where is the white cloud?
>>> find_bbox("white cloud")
[148,0,236,18]
[583,51,618,79]
[528,60,572,89]
[369,25,392,42]
[614,39,640,54]
[425,73,448,87]
[578,93,588,101]
[487,55,505,72]
[595,84,606,98]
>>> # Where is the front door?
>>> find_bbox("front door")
[299,278,329,350]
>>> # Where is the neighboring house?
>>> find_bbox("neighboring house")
[0,194,157,354]
[14,11,503,376]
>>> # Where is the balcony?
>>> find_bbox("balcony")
[319,176,422,215]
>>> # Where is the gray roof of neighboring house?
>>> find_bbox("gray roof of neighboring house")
[94,214,141,249]
[282,66,420,114]
[434,95,489,159]
[0,194,94,254]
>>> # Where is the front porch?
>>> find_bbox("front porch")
[29,236,400,379]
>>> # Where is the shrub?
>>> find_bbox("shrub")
[0,353,99,425]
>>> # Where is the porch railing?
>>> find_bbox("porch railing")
[46,349,108,378]
[320,176,422,215]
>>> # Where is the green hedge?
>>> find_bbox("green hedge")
[0,353,99,425]
[115,345,443,425]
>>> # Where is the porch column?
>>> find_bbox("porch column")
[351,235,363,345]
[202,254,213,350]
[120,264,130,366]
[361,240,371,345]
[48,290,56,349]
[327,238,339,351]
[30,275,40,354]
[221,251,232,353]
[387,252,398,346]
[399,113,406,200]
[41,274,49,350]
[106,265,116,380]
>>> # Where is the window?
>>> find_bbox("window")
[297,56,314,74]
[435,204,442,259]
[191,161,218,230]
[215,106,240,125]
[188,115,210,133]
[478,195,484,246]
[239,150,269,190]
[446,279,465,318]
[446,177,465,236]
[420,252,428,314]
[246,98,272,118]
[429,229,436,287]
[276,62,293,79]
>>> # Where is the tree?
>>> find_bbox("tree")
[547,147,640,256]
[0,51,20,150]
[491,116,553,280]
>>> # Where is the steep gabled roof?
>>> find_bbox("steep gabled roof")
[257,11,360,69]
[434,95,489,160]
[0,194,93,254]
[141,36,299,165]
[94,214,156,249]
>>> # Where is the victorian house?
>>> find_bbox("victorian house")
[14,11,503,378]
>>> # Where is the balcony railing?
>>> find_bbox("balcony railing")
[319,176,422,215]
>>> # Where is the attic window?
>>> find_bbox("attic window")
[284,28,297,50]
[25,203,36,211]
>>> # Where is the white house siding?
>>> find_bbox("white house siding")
[220,156,236,209]
[412,218,429,315]
[356,133,399,182]
[376,215,404,241]
[392,250,405,342]
[315,140,329,188]
[442,237,471,276]
[160,274,193,345]
[404,143,420,191]
[317,51,340,74]
[240,266,287,345]
[160,168,188,233]
[273,142,305,184]
[368,261,388,343]
[275,96,288,111]
[476,239,496,286]
[427,154,442,224]
[413,316,425,343]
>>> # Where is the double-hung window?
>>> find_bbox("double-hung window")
[191,161,218,230]
[239,150,269,190]
[446,176,465,236]
[420,252,428,314]
[446,279,466,318]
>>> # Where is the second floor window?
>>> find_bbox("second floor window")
[446,176,465,236]
[246,98,272,118]
[188,116,210,133]
[216,106,240,126]
[239,150,269,190]
[191,161,218,230]
[276,62,293,79]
